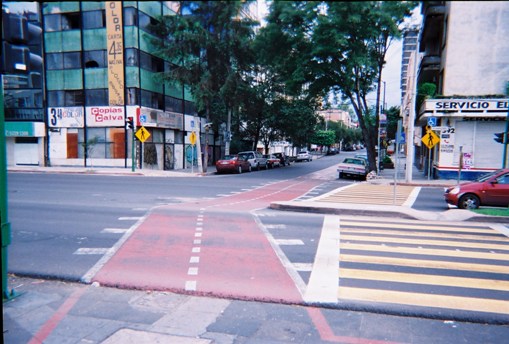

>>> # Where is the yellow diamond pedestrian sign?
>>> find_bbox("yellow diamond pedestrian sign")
[135,126,150,143]
[189,131,197,145]
[422,128,439,149]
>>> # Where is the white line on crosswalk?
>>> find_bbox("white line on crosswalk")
[74,248,110,255]
[304,215,340,303]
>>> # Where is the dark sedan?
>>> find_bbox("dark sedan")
[215,155,252,174]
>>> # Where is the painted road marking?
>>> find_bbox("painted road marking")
[294,263,313,271]
[304,215,340,303]
[101,228,129,234]
[276,239,305,245]
[265,224,287,229]
[338,219,509,315]
[74,248,110,255]
[317,184,416,206]
[118,217,142,221]
[185,281,197,291]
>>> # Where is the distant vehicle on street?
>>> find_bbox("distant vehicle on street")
[326,148,339,155]
[215,155,252,174]
[273,152,291,166]
[238,151,268,171]
[263,154,281,168]
[444,169,509,209]
[296,150,312,162]
[337,157,369,180]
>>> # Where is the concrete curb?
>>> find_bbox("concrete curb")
[269,201,509,224]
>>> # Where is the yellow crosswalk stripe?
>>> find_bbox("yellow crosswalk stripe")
[337,218,509,316]
[340,220,499,234]
[340,254,508,274]
[319,185,416,206]
[337,287,509,315]
[341,243,509,261]
[339,268,509,291]
[340,234,509,251]
[341,229,509,242]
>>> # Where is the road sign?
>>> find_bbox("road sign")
[139,114,147,123]
[421,129,440,149]
[135,126,150,143]
[427,117,437,127]
[189,131,197,145]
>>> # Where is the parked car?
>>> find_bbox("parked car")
[337,157,369,180]
[237,151,268,170]
[444,169,509,209]
[215,154,252,174]
[273,152,291,166]
[263,154,281,168]
[326,148,339,155]
[296,150,312,162]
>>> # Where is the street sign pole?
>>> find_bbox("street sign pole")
[1,78,16,300]
[131,128,135,172]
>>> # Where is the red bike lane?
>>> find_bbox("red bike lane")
[92,178,323,303]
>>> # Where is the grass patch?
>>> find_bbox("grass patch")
[472,208,509,217]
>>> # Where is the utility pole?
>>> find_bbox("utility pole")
[1,79,15,300]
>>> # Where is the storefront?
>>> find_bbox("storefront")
[5,122,46,166]
[418,98,509,180]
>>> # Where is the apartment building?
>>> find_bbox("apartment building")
[415,1,509,179]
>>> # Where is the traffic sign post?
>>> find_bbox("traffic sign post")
[189,131,196,173]
[421,127,440,180]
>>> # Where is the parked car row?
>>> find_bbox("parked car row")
[215,151,292,174]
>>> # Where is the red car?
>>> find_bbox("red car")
[215,155,252,174]
[444,169,509,209]
[263,154,281,168]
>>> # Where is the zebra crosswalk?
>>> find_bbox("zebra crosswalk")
[315,184,419,206]
[337,217,509,318]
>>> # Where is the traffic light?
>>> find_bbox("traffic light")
[494,132,509,144]
[126,117,134,130]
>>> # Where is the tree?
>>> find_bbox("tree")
[152,1,257,172]
[262,1,417,171]
[385,105,401,141]
[311,130,336,148]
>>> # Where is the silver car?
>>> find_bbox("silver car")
[296,150,312,162]
[238,151,268,170]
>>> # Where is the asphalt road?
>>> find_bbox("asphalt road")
[7,155,507,326]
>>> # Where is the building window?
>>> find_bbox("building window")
[127,88,139,105]
[125,48,138,66]
[85,89,108,106]
[46,52,82,70]
[84,50,106,68]
[44,13,81,32]
[139,11,159,36]
[165,96,182,113]
[141,90,164,109]
[184,100,196,115]
[80,128,126,159]
[47,90,84,106]
[124,7,138,26]
[82,10,105,29]
[140,51,163,72]
[64,52,82,69]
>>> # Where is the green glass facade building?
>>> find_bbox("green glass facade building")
[4,1,209,170]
